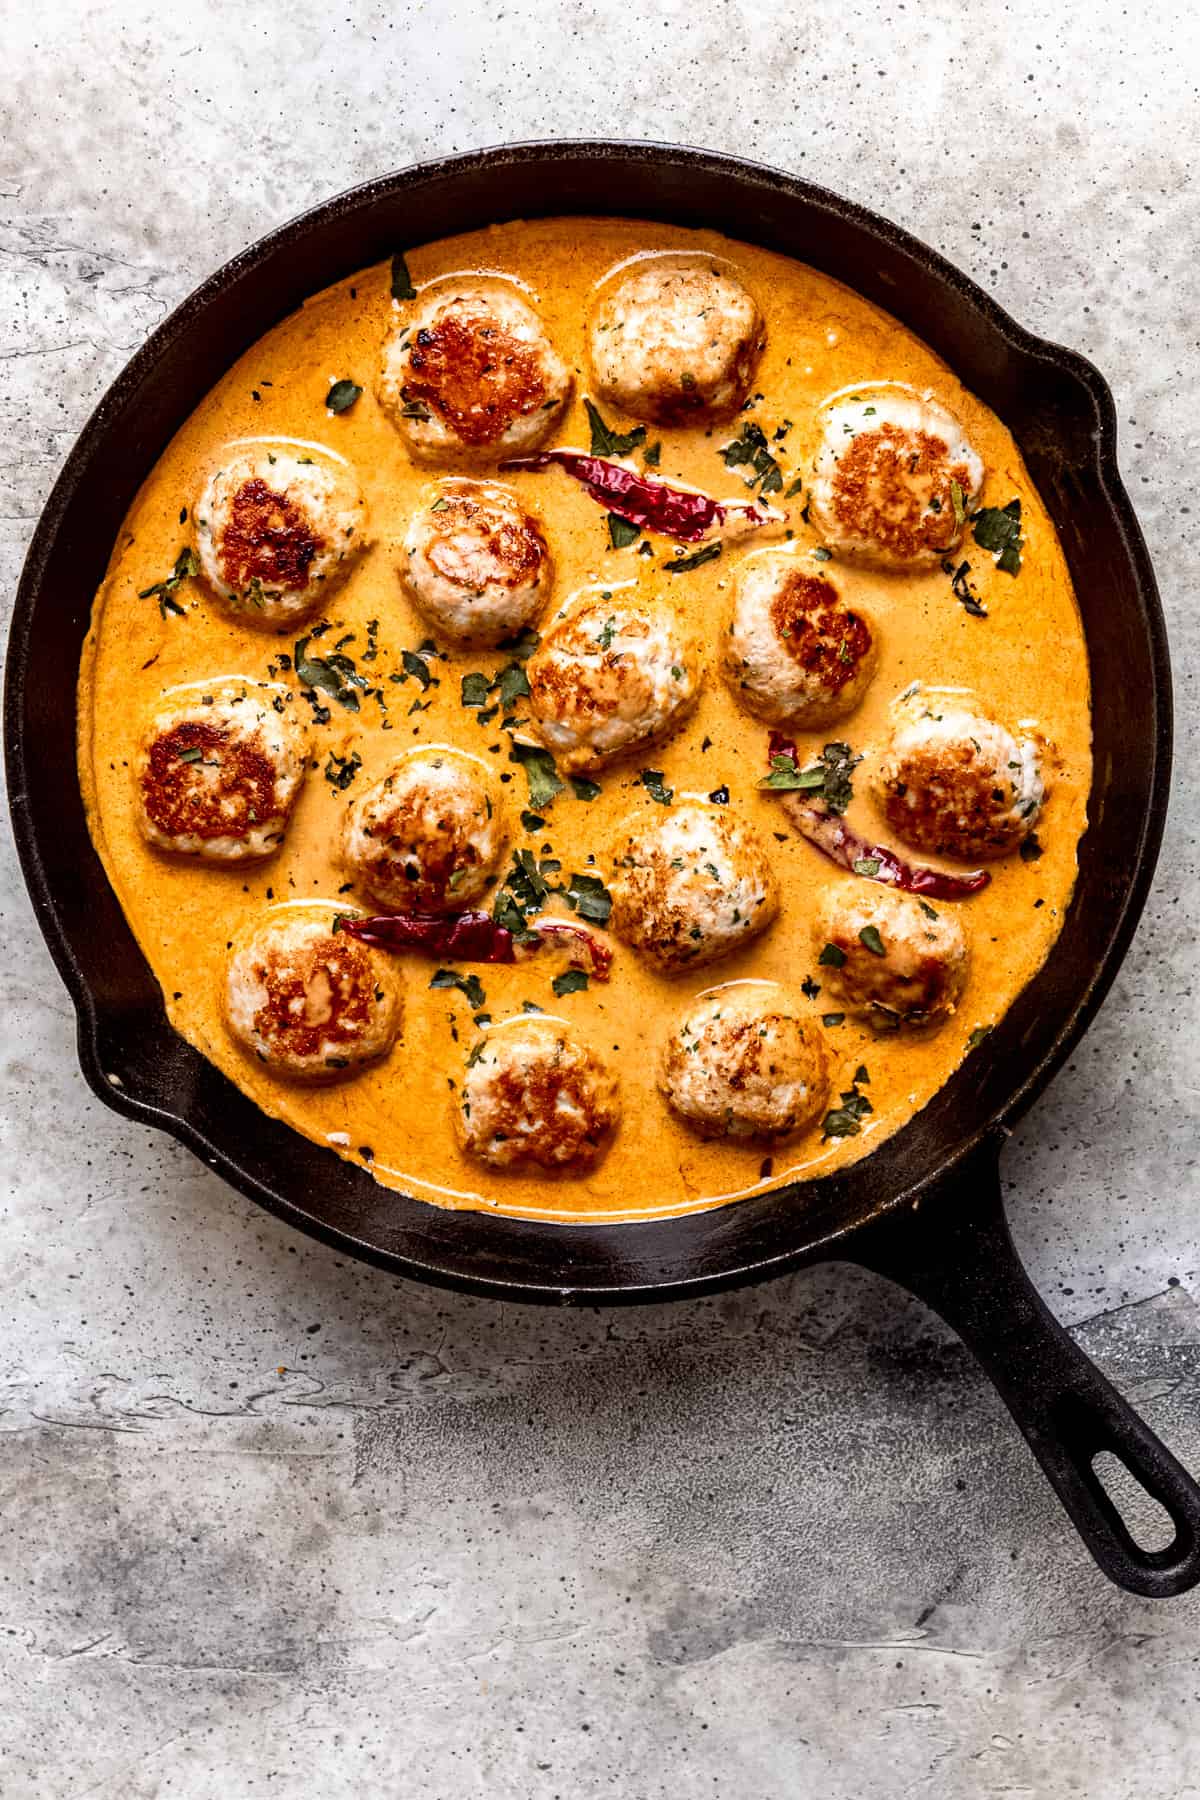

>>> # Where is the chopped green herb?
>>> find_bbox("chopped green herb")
[608,513,642,550]
[584,398,647,458]
[176,745,204,764]
[390,251,418,302]
[784,476,805,500]
[666,541,722,575]
[966,1025,993,1050]
[325,378,362,414]
[1019,832,1044,863]
[947,559,988,618]
[294,633,369,712]
[811,545,833,563]
[853,857,881,877]
[461,671,491,708]
[821,1013,845,1028]
[800,975,821,1000]
[509,741,565,809]
[720,419,784,496]
[323,748,362,791]
[643,441,662,468]
[552,968,590,998]
[759,741,860,814]
[858,925,886,957]
[639,769,673,805]
[822,1070,874,1140]
[496,662,531,710]
[138,545,198,618]
[569,775,601,802]
[399,647,437,689]
[520,810,545,832]
[429,968,487,1010]
[818,942,847,968]
[565,872,612,925]
[972,498,1024,573]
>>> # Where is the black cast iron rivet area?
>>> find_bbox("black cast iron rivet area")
[5,138,1196,1596]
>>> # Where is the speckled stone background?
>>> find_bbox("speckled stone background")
[3,2,1200,1794]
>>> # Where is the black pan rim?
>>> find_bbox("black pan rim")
[4,137,1172,1304]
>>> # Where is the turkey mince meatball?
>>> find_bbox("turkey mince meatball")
[814,883,969,1029]
[661,983,830,1141]
[342,747,507,913]
[608,802,779,974]
[402,478,552,646]
[589,258,764,423]
[455,1017,619,1170]
[135,680,309,861]
[378,282,571,461]
[808,384,984,570]
[870,688,1047,861]
[723,555,878,728]
[526,593,703,773]
[194,443,370,627]
[223,906,402,1082]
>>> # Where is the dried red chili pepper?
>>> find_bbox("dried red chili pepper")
[500,449,782,544]
[765,734,990,900]
[336,910,612,977]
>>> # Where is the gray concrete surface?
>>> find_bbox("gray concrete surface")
[3,1,1200,1793]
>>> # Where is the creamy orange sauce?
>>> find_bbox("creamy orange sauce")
[77,217,1091,1223]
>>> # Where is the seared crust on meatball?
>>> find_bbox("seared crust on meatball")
[608,803,778,974]
[660,983,830,1141]
[526,592,703,773]
[135,681,309,861]
[223,906,402,1082]
[379,282,571,462]
[814,883,969,1029]
[455,1017,619,1170]
[402,478,552,646]
[724,555,878,728]
[342,747,507,913]
[589,258,764,423]
[808,385,984,570]
[871,688,1047,862]
[194,443,370,627]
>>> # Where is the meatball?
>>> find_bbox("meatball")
[660,983,830,1142]
[526,593,703,774]
[455,1017,619,1170]
[608,802,778,973]
[224,906,402,1082]
[135,680,309,861]
[808,384,984,570]
[723,554,878,727]
[401,478,552,646]
[342,748,507,912]
[870,688,1047,861]
[193,443,370,627]
[589,258,764,423]
[814,883,969,1029]
[378,282,571,462]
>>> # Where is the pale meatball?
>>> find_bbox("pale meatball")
[526,593,703,774]
[342,748,507,913]
[589,259,764,422]
[814,883,969,1029]
[402,478,552,646]
[608,803,778,973]
[455,1017,619,1170]
[870,688,1047,861]
[724,555,878,728]
[808,384,984,570]
[660,983,830,1142]
[193,443,370,627]
[223,906,402,1082]
[378,282,571,462]
[135,680,309,861]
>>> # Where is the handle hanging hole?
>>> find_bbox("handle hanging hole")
[1092,1451,1177,1554]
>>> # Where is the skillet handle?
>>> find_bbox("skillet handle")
[845,1146,1200,1597]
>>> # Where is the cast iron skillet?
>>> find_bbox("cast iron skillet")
[6,141,1198,1596]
